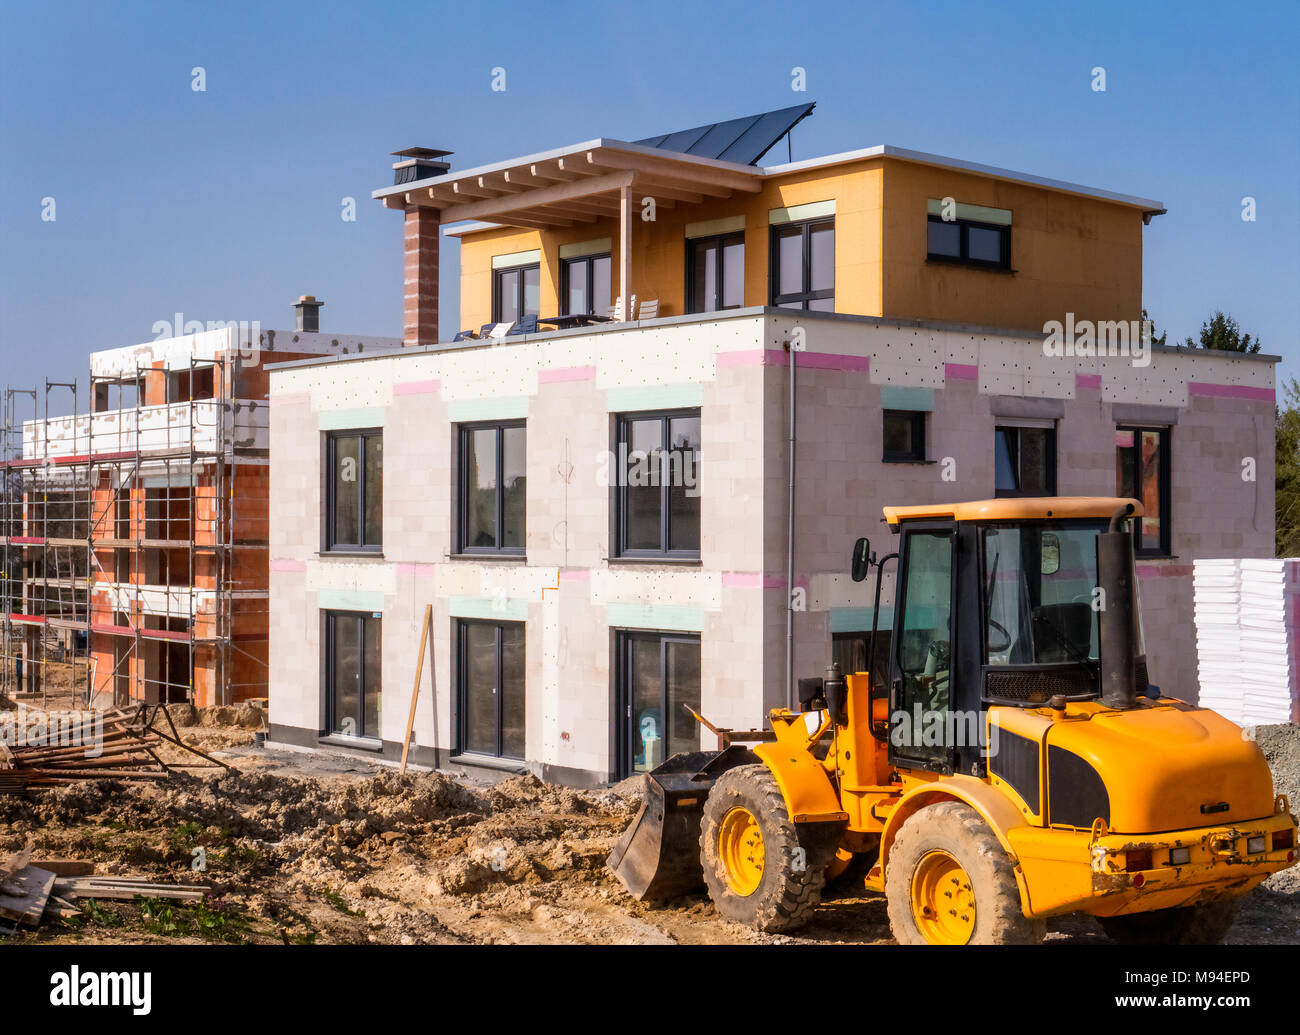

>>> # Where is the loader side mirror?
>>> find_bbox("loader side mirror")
[851,537,872,582]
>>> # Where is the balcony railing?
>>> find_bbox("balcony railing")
[23,400,268,461]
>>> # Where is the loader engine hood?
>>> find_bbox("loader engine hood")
[1043,699,1275,834]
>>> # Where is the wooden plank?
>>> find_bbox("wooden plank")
[32,859,95,878]
[399,604,433,776]
[0,865,57,927]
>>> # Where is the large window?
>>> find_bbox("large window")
[325,610,381,740]
[615,411,701,558]
[560,253,611,316]
[457,619,525,759]
[687,232,745,313]
[927,215,1010,270]
[458,422,526,554]
[616,631,701,778]
[770,218,834,311]
[326,429,382,550]
[493,263,540,324]
[994,424,1056,497]
[883,410,926,463]
[1116,427,1171,556]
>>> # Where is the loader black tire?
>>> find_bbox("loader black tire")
[1097,895,1241,945]
[885,801,1045,945]
[699,764,835,932]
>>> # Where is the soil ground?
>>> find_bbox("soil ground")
[1,716,1297,945]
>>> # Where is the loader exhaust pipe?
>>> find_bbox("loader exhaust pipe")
[1098,504,1138,710]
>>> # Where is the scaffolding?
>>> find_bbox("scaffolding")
[0,351,269,708]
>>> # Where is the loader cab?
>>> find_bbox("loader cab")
[864,498,1145,779]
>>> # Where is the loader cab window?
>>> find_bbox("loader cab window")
[980,522,1118,705]
[890,528,954,766]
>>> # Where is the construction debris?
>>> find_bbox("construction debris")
[0,842,208,931]
[0,703,228,794]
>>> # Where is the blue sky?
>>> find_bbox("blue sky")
[1,0,1297,413]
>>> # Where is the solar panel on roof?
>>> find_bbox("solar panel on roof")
[633,102,815,165]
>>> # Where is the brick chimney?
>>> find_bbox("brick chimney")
[294,294,323,333]
[392,149,451,348]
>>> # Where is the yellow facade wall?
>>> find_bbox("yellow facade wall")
[455,155,1144,335]
[880,161,1145,333]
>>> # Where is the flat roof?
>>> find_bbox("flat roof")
[263,307,1279,373]
[381,137,1166,240]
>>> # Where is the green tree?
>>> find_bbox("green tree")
[1141,308,1167,347]
[1187,310,1262,354]
[1275,378,1300,556]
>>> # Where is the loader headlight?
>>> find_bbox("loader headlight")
[1247,835,1267,854]
[1168,847,1191,865]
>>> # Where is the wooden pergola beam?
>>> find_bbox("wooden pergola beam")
[437,170,636,225]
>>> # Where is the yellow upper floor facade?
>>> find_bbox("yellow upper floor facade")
[446,148,1158,336]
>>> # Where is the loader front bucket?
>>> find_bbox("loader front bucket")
[607,747,753,901]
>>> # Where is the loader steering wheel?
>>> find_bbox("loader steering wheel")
[987,618,1012,653]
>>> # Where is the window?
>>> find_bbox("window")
[1116,427,1171,556]
[616,631,700,778]
[891,528,954,765]
[326,430,382,550]
[994,425,1056,497]
[325,610,381,740]
[770,218,834,311]
[560,253,611,316]
[833,629,892,685]
[883,410,926,463]
[927,215,1010,270]
[687,232,745,313]
[493,263,540,323]
[457,619,525,759]
[615,411,701,558]
[458,422,526,554]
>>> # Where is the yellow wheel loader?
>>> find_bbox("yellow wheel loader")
[608,498,1299,944]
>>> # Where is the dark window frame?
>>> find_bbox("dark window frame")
[882,409,927,463]
[455,618,526,760]
[1116,425,1172,557]
[456,420,527,555]
[559,252,611,316]
[323,609,382,740]
[325,428,383,551]
[492,262,541,323]
[926,214,1011,271]
[685,231,745,314]
[614,409,701,559]
[769,217,835,310]
[614,629,701,780]
[994,424,1057,498]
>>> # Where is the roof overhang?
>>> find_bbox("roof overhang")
[763,145,1165,218]
[372,138,764,230]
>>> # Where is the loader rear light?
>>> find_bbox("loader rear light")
[1247,835,1267,855]
[1124,849,1152,872]
[1273,828,1296,852]
[1168,847,1191,866]
[1131,872,1145,887]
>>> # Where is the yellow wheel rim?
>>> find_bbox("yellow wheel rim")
[718,806,765,896]
[910,850,976,944]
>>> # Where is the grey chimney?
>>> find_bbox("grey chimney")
[294,295,323,333]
